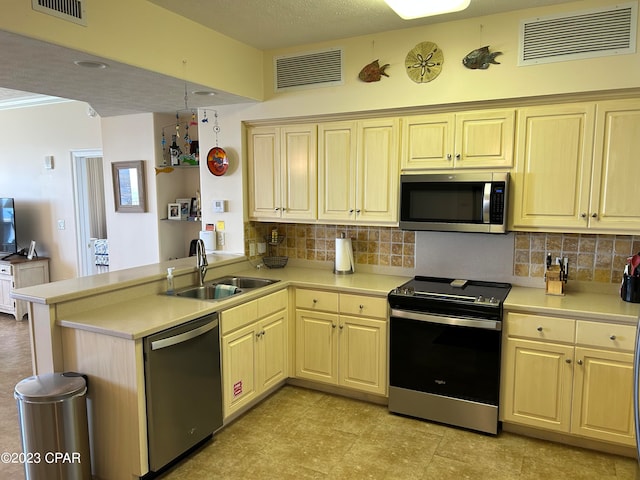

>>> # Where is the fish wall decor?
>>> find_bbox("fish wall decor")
[358,59,390,82]
[462,46,502,70]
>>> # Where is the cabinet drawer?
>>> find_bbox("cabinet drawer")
[506,313,575,343]
[221,300,258,335]
[576,321,636,352]
[295,289,338,312]
[339,294,387,319]
[257,289,287,318]
[0,264,11,275]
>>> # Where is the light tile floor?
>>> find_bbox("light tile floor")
[0,313,638,480]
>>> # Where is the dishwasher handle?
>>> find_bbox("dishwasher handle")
[151,317,218,351]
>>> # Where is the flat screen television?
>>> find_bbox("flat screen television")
[0,198,18,257]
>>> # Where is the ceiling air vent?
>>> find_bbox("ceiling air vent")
[519,2,637,66]
[274,48,343,92]
[32,0,87,26]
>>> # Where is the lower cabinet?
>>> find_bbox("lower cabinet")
[0,257,50,320]
[295,289,388,396]
[221,290,288,418]
[501,312,636,446]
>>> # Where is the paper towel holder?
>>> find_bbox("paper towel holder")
[334,232,355,275]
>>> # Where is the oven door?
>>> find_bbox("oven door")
[389,309,501,406]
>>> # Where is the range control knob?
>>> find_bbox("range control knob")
[477,295,485,303]
[489,297,497,304]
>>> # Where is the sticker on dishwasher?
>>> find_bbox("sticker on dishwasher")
[233,381,243,397]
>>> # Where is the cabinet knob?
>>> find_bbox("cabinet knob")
[339,324,344,330]
[349,209,355,215]
[274,207,280,212]
[577,359,583,365]
[332,323,336,329]
[566,358,572,364]
[591,212,597,218]
[610,334,616,341]
[536,326,543,332]
[359,304,364,310]
[455,153,461,160]
[447,154,452,161]
[356,209,361,215]
[581,213,587,219]
[313,299,318,304]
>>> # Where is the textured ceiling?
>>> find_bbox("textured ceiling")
[0,0,577,116]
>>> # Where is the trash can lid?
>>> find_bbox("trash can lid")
[14,372,87,403]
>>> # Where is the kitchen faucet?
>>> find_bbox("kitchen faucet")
[195,239,208,286]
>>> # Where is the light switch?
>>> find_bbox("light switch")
[44,155,54,169]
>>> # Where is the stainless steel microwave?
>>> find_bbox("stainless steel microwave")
[399,172,509,233]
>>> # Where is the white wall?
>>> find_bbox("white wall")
[0,101,102,280]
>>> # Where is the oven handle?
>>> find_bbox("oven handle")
[390,308,502,331]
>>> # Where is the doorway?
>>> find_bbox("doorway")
[72,149,108,277]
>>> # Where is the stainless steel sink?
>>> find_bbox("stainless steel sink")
[174,276,279,301]
[175,284,243,300]
[210,276,280,289]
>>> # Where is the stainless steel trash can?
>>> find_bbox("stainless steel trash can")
[14,372,91,480]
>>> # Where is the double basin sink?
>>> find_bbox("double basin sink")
[175,276,279,301]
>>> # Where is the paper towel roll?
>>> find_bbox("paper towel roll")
[199,230,215,253]
[334,237,354,274]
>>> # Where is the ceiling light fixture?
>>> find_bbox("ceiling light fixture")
[384,0,471,19]
[192,91,216,97]
[73,60,108,69]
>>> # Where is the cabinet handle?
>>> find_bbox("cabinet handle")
[610,335,616,341]
[536,326,543,332]
[591,213,597,218]
[577,359,583,365]
[566,358,572,364]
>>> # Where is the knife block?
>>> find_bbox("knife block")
[545,265,565,296]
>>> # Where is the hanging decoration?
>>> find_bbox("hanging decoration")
[405,41,444,83]
[204,110,228,176]
[462,46,502,70]
[358,59,390,82]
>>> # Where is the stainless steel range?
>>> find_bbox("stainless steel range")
[388,276,511,435]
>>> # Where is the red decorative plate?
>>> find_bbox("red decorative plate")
[207,147,228,176]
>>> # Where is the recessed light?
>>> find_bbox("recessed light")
[192,90,216,97]
[73,60,109,69]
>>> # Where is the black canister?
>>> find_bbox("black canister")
[620,274,640,303]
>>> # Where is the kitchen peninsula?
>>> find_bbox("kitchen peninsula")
[12,254,640,479]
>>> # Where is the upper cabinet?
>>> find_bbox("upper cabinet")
[247,124,317,222]
[318,118,400,225]
[511,99,640,234]
[401,108,515,170]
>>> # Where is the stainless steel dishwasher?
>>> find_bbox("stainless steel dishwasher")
[143,313,223,474]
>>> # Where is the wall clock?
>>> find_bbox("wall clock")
[405,41,444,83]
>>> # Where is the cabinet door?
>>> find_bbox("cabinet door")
[512,103,595,229]
[258,311,287,391]
[222,323,258,416]
[571,347,635,446]
[295,310,338,385]
[590,99,640,232]
[280,125,317,221]
[247,126,280,219]
[0,274,12,312]
[501,338,573,432]
[338,315,387,395]
[317,121,357,222]
[356,118,400,225]
[401,113,454,170]
[454,109,515,168]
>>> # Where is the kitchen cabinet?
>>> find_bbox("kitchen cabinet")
[294,289,388,395]
[501,312,635,446]
[513,99,640,233]
[0,257,49,320]
[401,108,515,170]
[221,289,288,417]
[247,124,317,221]
[317,118,399,225]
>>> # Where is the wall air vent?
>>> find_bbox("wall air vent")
[32,0,87,26]
[274,48,343,92]
[519,2,637,66]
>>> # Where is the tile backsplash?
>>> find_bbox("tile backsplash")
[514,232,640,283]
[245,223,638,284]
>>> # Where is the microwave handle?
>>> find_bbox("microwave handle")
[482,183,491,223]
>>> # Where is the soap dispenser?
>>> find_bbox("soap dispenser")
[166,267,175,295]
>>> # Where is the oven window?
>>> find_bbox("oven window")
[389,317,500,405]
[401,182,484,223]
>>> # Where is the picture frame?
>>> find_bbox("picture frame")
[190,197,198,217]
[176,198,191,220]
[27,240,36,260]
[112,160,147,213]
[168,203,181,220]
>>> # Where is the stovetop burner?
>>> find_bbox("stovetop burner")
[389,276,512,321]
